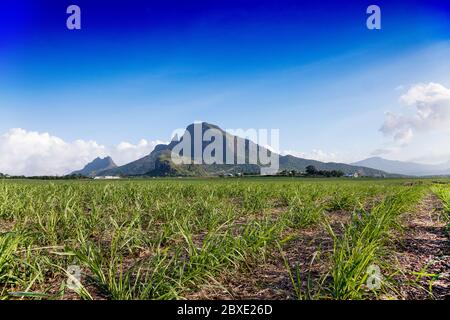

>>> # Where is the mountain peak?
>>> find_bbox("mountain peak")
[97,122,392,177]
[70,156,117,177]
[353,157,450,176]
[101,156,113,162]
[185,122,225,135]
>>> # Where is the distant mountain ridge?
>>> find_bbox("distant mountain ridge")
[352,157,450,176]
[279,155,388,176]
[70,156,117,177]
[95,122,391,177]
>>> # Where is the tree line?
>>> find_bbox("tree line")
[278,165,344,177]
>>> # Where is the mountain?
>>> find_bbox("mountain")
[70,156,117,177]
[100,122,262,177]
[99,122,390,177]
[352,157,450,176]
[279,155,387,176]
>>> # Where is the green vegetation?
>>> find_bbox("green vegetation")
[326,188,423,299]
[0,178,448,300]
[432,184,450,228]
[278,165,344,177]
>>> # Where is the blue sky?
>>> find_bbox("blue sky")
[1,0,450,174]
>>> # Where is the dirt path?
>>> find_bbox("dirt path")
[391,192,449,300]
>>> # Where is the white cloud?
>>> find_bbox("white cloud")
[282,149,339,163]
[380,82,450,144]
[0,128,164,176]
[112,139,165,165]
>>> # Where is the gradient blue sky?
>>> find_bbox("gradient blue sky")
[1,0,450,172]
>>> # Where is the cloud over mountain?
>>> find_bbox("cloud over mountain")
[0,128,163,176]
[380,82,450,144]
[281,149,339,163]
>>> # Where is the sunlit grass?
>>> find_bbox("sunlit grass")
[0,178,445,299]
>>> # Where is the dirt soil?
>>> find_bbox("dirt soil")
[391,193,449,300]
[185,210,350,299]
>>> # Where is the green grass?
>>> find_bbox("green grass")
[432,184,450,236]
[0,178,445,300]
[325,187,424,299]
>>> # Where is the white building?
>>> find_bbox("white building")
[94,176,121,180]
